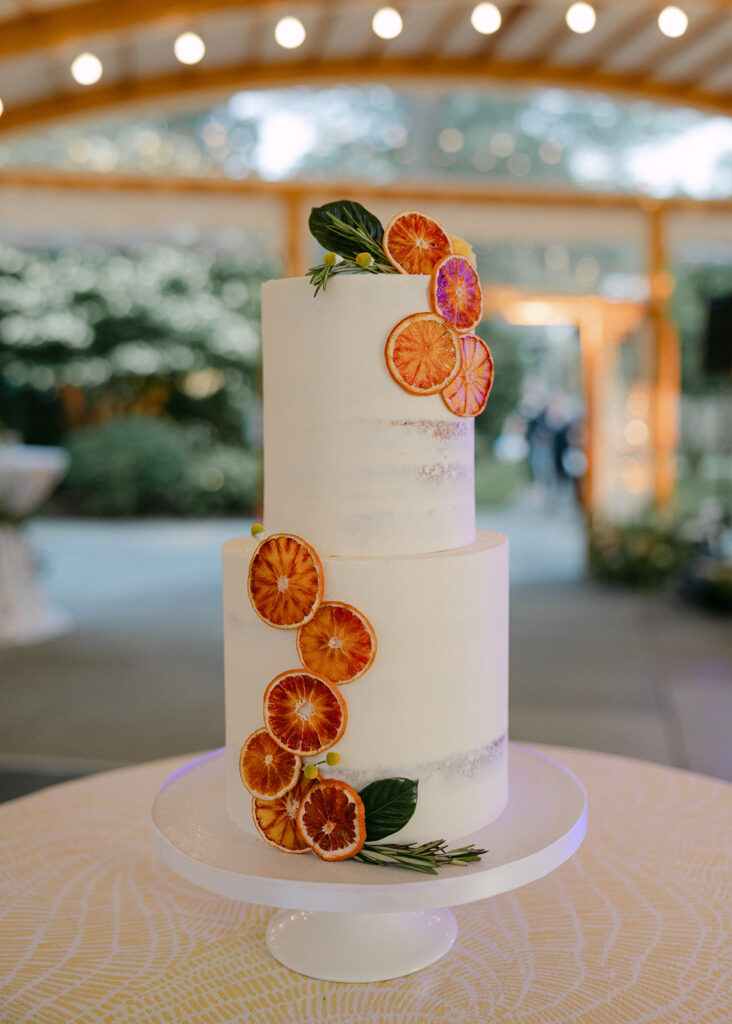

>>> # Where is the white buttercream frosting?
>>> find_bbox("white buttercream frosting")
[224,530,508,843]
[262,275,475,559]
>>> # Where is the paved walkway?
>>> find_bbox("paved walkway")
[1,512,730,801]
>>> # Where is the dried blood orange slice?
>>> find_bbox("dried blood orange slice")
[297,778,366,861]
[252,773,315,854]
[383,210,453,275]
[442,334,495,418]
[431,254,483,334]
[239,728,301,801]
[385,312,460,396]
[264,671,347,756]
[248,533,324,630]
[296,601,377,685]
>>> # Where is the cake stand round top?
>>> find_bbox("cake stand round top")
[151,744,587,913]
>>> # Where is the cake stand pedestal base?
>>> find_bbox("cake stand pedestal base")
[266,908,457,982]
[152,744,587,982]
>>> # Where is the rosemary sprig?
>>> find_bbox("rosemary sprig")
[353,839,487,875]
[307,256,385,296]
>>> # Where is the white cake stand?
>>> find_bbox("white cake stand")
[151,744,587,982]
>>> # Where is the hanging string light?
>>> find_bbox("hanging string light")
[372,8,403,39]
[470,3,502,35]
[174,32,206,65]
[274,16,306,48]
[70,53,103,85]
[0,98,4,118]
[565,2,596,34]
[658,6,688,37]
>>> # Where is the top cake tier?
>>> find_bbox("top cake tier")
[262,274,476,558]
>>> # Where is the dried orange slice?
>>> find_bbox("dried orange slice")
[239,728,301,801]
[431,254,483,334]
[385,312,460,396]
[296,601,377,685]
[264,671,347,756]
[297,778,366,861]
[252,773,315,854]
[248,533,324,630]
[383,210,453,275]
[442,334,495,418]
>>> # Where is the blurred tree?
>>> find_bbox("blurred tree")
[0,243,277,445]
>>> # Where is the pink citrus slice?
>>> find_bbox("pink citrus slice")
[431,254,483,334]
[442,334,495,417]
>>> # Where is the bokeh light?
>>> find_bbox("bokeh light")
[565,2,596,34]
[658,6,688,38]
[71,53,103,86]
[372,8,403,39]
[470,3,502,35]
[274,16,306,49]
[174,32,206,65]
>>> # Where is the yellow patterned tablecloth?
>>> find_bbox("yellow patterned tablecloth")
[1,745,730,1023]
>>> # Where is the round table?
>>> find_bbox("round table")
[1,745,730,1023]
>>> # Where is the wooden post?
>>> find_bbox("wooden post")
[647,203,680,508]
[284,191,307,279]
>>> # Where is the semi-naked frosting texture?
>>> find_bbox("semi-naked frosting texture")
[262,275,475,558]
[225,268,510,853]
[224,530,508,843]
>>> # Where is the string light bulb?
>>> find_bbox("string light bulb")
[565,2,596,34]
[658,6,688,37]
[372,7,403,39]
[470,3,502,34]
[70,53,103,85]
[274,16,306,48]
[0,98,4,118]
[174,32,206,65]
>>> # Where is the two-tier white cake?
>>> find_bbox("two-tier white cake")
[223,273,508,844]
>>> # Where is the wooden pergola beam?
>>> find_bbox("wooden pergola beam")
[0,53,729,142]
[2,167,731,217]
[4,0,731,64]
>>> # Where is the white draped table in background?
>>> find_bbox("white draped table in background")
[0,444,70,646]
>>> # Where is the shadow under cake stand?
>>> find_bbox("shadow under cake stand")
[151,744,587,982]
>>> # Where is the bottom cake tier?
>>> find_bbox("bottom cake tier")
[223,530,508,845]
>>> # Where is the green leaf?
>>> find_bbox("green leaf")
[359,777,418,842]
[308,201,385,262]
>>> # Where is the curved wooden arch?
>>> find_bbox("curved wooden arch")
[1,53,730,141]
[1,0,731,63]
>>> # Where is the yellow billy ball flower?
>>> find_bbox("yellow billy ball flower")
[355,252,373,268]
[325,752,340,766]
[303,764,319,780]
[323,252,337,266]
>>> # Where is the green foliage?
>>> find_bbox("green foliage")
[359,777,418,842]
[683,559,732,614]
[671,264,732,396]
[307,200,395,294]
[475,458,528,508]
[59,416,258,516]
[475,321,525,447]
[308,201,387,262]
[588,516,693,589]
[0,243,275,445]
